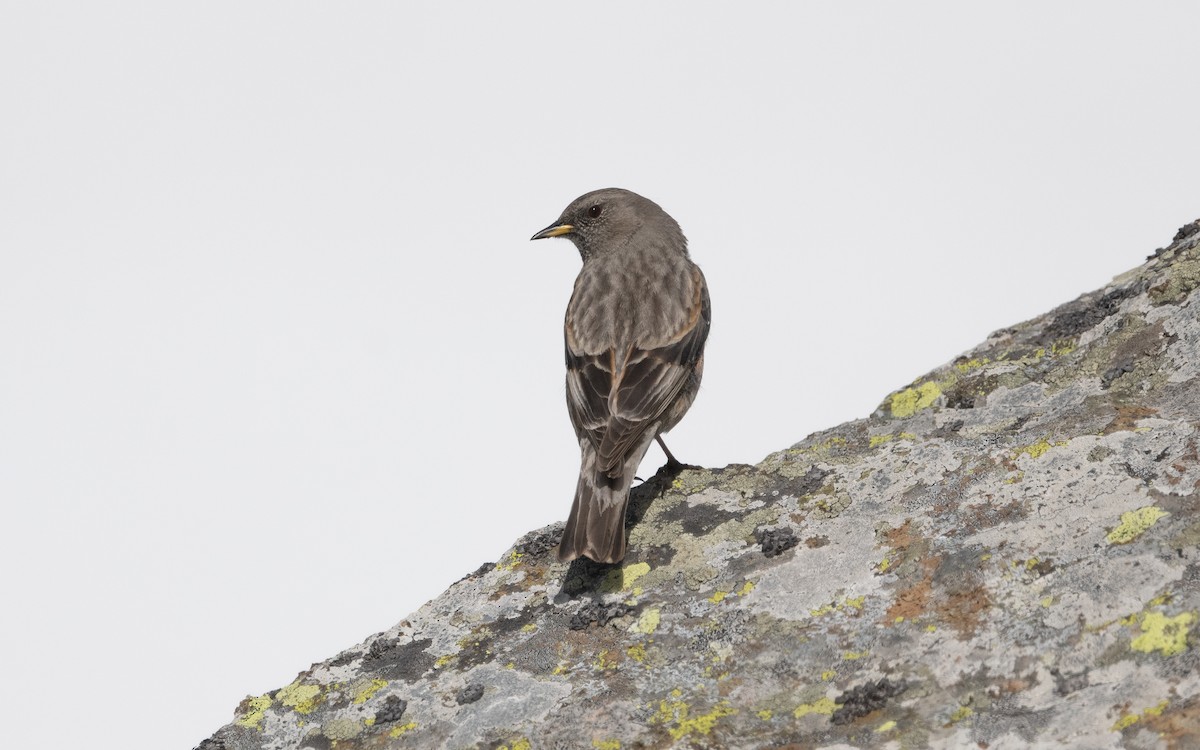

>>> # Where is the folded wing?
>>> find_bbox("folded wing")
[566,266,711,477]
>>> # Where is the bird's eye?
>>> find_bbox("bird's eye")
[588,205,603,218]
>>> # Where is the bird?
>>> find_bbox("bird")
[531,188,710,564]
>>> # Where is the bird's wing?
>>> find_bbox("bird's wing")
[566,266,710,477]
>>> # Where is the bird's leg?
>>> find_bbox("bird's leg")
[656,435,688,473]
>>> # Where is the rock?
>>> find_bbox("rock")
[199,221,1200,749]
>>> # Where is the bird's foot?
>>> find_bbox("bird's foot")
[659,457,697,478]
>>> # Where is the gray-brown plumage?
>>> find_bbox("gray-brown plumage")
[531,188,710,564]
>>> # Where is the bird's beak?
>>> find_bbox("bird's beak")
[530,223,574,241]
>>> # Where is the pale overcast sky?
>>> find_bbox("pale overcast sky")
[3,3,1198,748]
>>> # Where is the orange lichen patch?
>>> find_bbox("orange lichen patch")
[1101,405,1159,435]
[883,519,918,550]
[884,556,941,624]
[1141,697,1200,750]
[878,519,942,625]
[937,585,992,637]
[995,676,1033,695]
[879,519,932,571]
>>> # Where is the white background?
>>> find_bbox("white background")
[3,3,1198,747]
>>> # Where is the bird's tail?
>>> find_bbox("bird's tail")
[557,443,647,564]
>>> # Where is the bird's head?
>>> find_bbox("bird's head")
[531,188,685,260]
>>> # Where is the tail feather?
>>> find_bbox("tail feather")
[557,440,650,564]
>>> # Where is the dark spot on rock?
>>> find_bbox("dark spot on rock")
[670,503,742,536]
[1101,360,1136,389]
[830,677,907,725]
[328,649,360,667]
[1038,283,1143,344]
[299,732,332,750]
[368,637,437,682]
[1027,557,1056,577]
[366,637,397,661]
[755,526,799,557]
[945,391,976,409]
[944,374,1001,410]
[561,557,619,596]
[514,528,559,558]
[194,735,227,750]
[688,609,750,652]
[374,695,408,724]
[456,683,485,705]
[470,562,496,578]
[1009,414,1033,433]
[1173,220,1200,243]
[793,466,832,496]
[804,535,830,548]
[1049,667,1089,696]
[1119,461,1158,483]
[452,613,543,672]
[947,419,965,432]
[569,601,634,630]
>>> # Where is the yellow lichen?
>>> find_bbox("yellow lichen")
[603,562,651,592]
[653,692,736,741]
[1111,713,1140,731]
[234,694,272,729]
[794,697,838,718]
[821,670,836,681]
[890,381,942,418]
[276,681,322,715]
[1112,699,1171,731]
[843,650,869,660]
[1149,593,1174,607]
[869,434,894,448]
[521,623,538,633]
[737,581,756,597]
[709,590,728,604]
[801,436,848,456]
[1107,506,1169,544]
[496,551,524,570]
[322,717,363,740]
[627,643,647,663]
[756,709,773,720]
[388,721,417,738]
[1016,438,1054,460]
[593,649,619,670]
[632,607,660,634]
[1130,611,1195,656]
[592,740,621,750]
[875,720,897,733]
[949,705,973,723]
[954,357,989,373]
[351,678,388,705]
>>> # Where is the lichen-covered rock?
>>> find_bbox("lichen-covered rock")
[202,220,1200,750]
